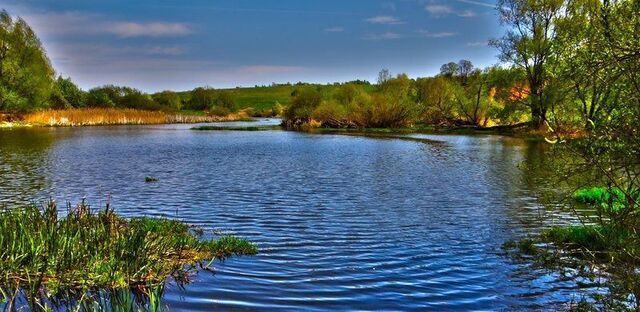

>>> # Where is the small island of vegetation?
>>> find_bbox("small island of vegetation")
[0,200,257,311]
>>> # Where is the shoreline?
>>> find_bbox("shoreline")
[0,108,256,128]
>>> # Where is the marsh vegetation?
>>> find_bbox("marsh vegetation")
[0,201,256,311]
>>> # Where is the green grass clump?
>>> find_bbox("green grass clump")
[572,187,639,212]
[0,201,257,310]
[541,225,630,251]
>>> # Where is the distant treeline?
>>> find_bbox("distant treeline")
[283,62,528,128]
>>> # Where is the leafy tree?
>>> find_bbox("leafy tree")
[85,88,116,108]
[54,76,86,108]
[334,84,367,106]
[215,91,236,112]
[456,60,475,84]
[284,88,322,120]
[188,87,217,111]
[440,62,459,78]
[453,69,493,126]
[119,88,158,110]
[415,76,456,123]
[0,10,55,112]
[485,65,529,124]
[311,100,347,121]
[491,0,566,128]
[153,91,182,111]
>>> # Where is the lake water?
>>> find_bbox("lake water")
[0,119,587,311]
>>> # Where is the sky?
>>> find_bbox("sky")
[1,0,503,92]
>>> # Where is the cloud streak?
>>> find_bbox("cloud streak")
[425,3,477,17]
[363,31,403,40]
[22,11,193,38]
[365,15,404,25]
[108,22,192,37]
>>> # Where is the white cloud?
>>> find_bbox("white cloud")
[456,0,496,9]
[21,11,192,38]
[418,30,457,38]
[425,3,477,17]
[108,22,192,37]
[365,15,404,25]
[425,4,455,15]
[324,27,345,33]
[458,10,477,17]
[363,32,403,40]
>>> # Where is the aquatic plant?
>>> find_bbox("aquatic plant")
[0,201,257,311]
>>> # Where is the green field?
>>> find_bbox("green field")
[180,84,377,112]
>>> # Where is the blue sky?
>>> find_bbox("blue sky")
[3,0,502,92]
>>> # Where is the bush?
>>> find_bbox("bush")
[209,106,231,116]
[153,90,182,111]
[311,100,347,121]
[365,93,417,128]
[284,88,322,120]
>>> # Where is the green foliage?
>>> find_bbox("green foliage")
[541,225,630,252]
[0,201,256,310]
[284,87,322,120]
[492,0,565,127]
[311,100,347,121]
[187,87,217,110]
[152,91,182,111]
[186,87,236,113]
[416,76,456,123]
[55,76,86,108]
[0,10,55,112]
[573,187,640,213]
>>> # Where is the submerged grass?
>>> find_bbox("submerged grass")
[191,125,281,131]
[0,201,257,310]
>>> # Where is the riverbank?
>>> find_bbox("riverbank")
[0,108,255,127]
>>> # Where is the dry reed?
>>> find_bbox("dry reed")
[23,108,252,127]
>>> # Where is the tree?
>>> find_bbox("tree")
[86,88,115,108]
[188,87,217,110]
[415,76,456,123]
[284,88,322,120]
[54,76,86,108]
[456,60,474,85]
[440,62,459,77]
[0,10,55,112]
[119,88,158,110]
[491,0,566,128]
[152,91,182,111]
[377,68,392,85]
[453,69,493,126]
[215,91,236,112]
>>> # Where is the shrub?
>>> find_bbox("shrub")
[153,91,182,111]
[284,88,322,120]
[209,106,231,117]
[311,100,347,121]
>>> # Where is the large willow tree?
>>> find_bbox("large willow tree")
[0,10,55,112]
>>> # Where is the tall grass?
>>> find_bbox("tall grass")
[0,200,257,311]
[23,108,253,127]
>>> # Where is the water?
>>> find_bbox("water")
[0,119,587,310]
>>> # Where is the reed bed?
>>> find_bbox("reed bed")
[0,201,257,311]
[23,108,253,127]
